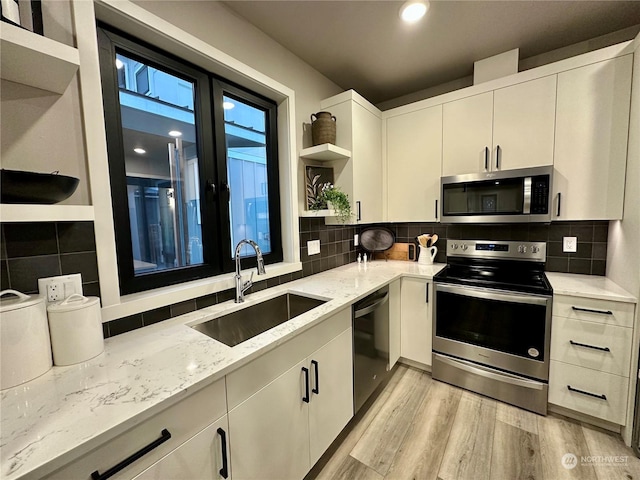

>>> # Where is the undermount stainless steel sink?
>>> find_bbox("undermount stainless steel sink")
[191,293,326,347]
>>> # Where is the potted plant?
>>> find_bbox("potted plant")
[310,182,353,223]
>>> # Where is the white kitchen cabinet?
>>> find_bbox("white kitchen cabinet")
[400,277,432,367]
[549,294,635,425]
[388,279,401,369]
[44,378,228,480]
[227,308,353,480]
[442,92,493,176]
[552,55,632,221]
[442,76,556,176]
[386,105,442,222]
[319,90,383,224]
[133,415,230,480]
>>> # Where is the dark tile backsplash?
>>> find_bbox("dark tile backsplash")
[2,218,607,338]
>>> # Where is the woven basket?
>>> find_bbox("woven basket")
[311,111,336,146]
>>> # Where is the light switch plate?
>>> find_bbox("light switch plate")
[563,236,577,253]
[354,234,359,246]
[307,239,321,255]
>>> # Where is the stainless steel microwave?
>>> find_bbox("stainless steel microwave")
[440,166,553,223]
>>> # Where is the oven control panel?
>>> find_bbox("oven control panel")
[448,240,546,261]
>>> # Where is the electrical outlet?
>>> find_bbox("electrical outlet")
[354,234,359,246]
[307,239,321,255]
[38,274,83,303]
[563,236,577,253]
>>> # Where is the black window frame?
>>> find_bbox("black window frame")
[97,24,282,295]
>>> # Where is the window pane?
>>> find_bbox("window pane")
[116,53,203,275]
[223,95,272,256]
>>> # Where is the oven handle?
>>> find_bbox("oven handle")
[434,354,545,390]
[436,283,549,306]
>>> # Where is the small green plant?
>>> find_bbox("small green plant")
[310,183,353,223]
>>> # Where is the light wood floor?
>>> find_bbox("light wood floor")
[307,364,640,480]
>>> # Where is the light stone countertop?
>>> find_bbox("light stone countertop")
[546,272,637,303]
[0,260,445,480]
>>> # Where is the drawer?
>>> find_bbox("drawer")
[553,295,635,327]
[45,378,226,480]
[549,360,629,425]
[550,316,632,376]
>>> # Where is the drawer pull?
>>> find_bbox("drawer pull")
[90,429,171,480]
[569,340,611,352]
[572,306,613,315]
[217,428,229,479]
[567,385,607,401]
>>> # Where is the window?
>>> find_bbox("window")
[98,26,282,294]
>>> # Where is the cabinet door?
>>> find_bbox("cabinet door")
[229,360,310,480]
[400,277,432,366]
[386,105,442,222]
[133,415,231,480]
[553,55,632,220]
[442,92,493,176]
[388,278,401,369]
[492,76,556,171]
[308,328,354,465]
[352,101,383,223]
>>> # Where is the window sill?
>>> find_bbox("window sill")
[100,261,302,322]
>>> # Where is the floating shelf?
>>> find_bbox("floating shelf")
[0,22,80,94]
[299,209,338,218]
[300,144,351,161]
[0,205,95,222]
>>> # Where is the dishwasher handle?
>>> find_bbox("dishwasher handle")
[354,293,389,318]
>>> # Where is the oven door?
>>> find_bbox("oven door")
[433,283,552,381]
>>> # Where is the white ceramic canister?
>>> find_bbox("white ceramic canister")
[47,294,104,366]
[0,290,53,390]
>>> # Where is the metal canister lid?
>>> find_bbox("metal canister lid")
[0,290,44,313]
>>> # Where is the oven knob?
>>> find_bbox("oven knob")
[461,244,468,251]
[517,245,527,254]
[531,245,540,254]
[451,243,458,250]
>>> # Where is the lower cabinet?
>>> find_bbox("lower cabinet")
[227,308,353,480]
[133,415,230,480]
[400,277,432,366]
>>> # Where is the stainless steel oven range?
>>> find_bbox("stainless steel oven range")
[432,239,553,414]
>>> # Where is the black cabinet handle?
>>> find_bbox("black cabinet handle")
[572,306,613,315]
[569,340,611,352]
[90,429,172,480]
[496,145,501,169]
[311,360,319,394]
[556,192,562,217]
[302,366,310,403]
[567,385,607,401]
[484,146,489,170]
[217,428,229,479]
[425,283,429,303]
[435,199,438,220]
[356,201,361,221]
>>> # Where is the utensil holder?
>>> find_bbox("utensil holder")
[418,245,437,265]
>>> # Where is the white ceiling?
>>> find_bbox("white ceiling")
[223,0,640,106]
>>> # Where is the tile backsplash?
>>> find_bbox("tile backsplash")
[1,219,606,338]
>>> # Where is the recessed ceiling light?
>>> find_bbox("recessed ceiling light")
[168,130,182,137]
[133,147,146,154]
[400,0,428,23]
[115,58,124,69]
[223,101,235,110]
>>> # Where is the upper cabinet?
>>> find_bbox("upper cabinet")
[319,90,383,224]
[442,75,557,176]
[386,105,442,222]
[552,55,633,221]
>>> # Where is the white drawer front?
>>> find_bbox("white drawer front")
[550,316,632,377]
[45,379,227,480]
[549,360,629,425]
[553,295,635,327]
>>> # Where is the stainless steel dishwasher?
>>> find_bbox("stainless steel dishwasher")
[352,285,390,413]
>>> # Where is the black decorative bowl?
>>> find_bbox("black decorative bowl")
[1,169,79,204]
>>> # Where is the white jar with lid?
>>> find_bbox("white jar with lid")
[47,294,104,366]
[0,290,53,390]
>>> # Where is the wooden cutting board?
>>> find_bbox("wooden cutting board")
[374,243,416,261]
